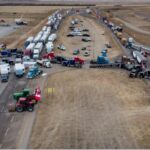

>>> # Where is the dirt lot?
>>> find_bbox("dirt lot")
[55,15,122,60]
[29,69,150,149]
[99,6,150,46]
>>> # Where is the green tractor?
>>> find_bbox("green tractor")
[13,88,30,101]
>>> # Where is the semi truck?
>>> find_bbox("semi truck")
[14,63,25,77]
[1,68,9,82]
[27,66,43,79]
[25,43,35,56]
[0,63,10,74]
[33,42,43,59]
[37,59,52,68]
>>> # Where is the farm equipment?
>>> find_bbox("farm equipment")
[27,66,43,79]
[9,87,41,112]
[15,98,35,112]
[62,57,84,68]
[13,88,31,101]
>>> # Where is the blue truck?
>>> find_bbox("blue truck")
[1,50,11,57]
[62,57,84,68]
[27,66,43,79]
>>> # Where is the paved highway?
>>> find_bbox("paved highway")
[0,74,28,148]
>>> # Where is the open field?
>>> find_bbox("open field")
[29,69,150,149]
[0,6,86,13]
[55,15,122,60]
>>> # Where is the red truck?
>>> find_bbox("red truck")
[42,52,55,59]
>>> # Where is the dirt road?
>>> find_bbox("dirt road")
[29,69,150,149]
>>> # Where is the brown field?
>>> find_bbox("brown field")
[29,69,150,149]
[0,6,86,13]
[55,15,122,60]
[99,5,150,46]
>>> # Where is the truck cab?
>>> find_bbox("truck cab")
[1,68,9,82]
[33,49,39,59]
[37,59,52,68]
[14,63,25,77]
[27,66,43,79]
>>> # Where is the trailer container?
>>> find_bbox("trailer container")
[42,26,47,31]
[46,42,54,53]
[48,34,57,42]
[24,36,34,48]
[33,35,42,43]
[33,42,43,59]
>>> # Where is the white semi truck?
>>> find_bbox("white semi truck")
[14,63,25,77]
[33,42,43,59]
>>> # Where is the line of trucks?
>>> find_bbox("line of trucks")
[101,15,150,59]
[0,10,62,82]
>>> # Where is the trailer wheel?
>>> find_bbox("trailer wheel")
[139,74,144,78]
[16,106,24,112]
[27,105,34,112]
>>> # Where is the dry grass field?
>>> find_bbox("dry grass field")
[99,5,150,46]
[0,6,86,13]
[29,69,150,149]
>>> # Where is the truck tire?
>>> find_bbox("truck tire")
[139,73,144,78]
[129,74,133,78]
[16,106,24,112]
[27,105,34,112]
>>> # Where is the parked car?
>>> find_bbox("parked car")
[73,49,80,55]
[82,37,92,42]
[83,51,90,57]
